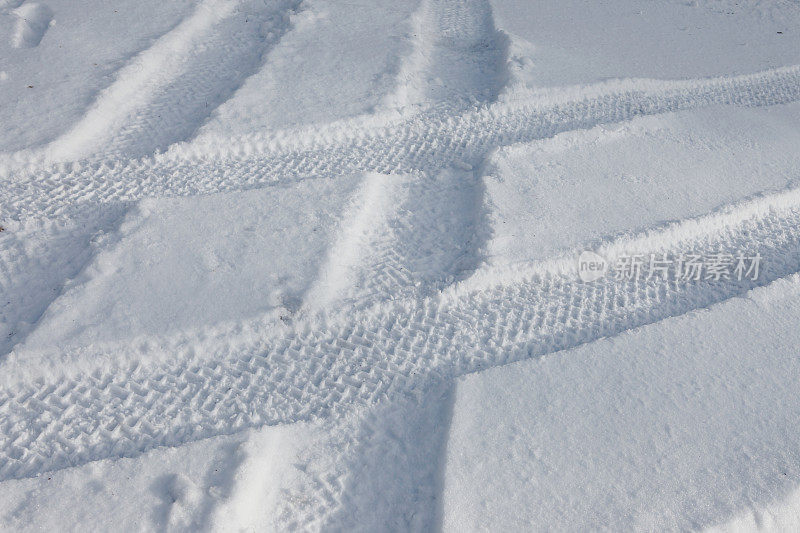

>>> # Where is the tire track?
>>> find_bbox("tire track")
[273,386,452,530]
[382,0,509,110]
[304,168,485,312]
[305,0,498,312]
[2,2,798,524]
[2,65,799,220]
[0,205,129,357]
[23,0,301,162]
[2,182,800,481]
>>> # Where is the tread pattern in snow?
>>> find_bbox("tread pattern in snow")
[2,65,800,220]
[2,186,800,481]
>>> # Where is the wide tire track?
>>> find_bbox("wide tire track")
[2,184,800,481]
[2,65,800,220]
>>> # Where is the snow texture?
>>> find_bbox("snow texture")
[1,0,800,529]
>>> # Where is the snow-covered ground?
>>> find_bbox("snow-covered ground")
[1,0,800,530]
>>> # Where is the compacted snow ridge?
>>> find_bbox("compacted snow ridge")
[2,0,800,530]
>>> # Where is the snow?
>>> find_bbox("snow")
[10,3,53,49]
[443,274,800,531]
[14,175,360,357]
[484,102,800,264]
[1,0,800,529]
[491,0,800,89]
[0,0,195,152]
[0,423,312,531]
[195,0,422,138]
